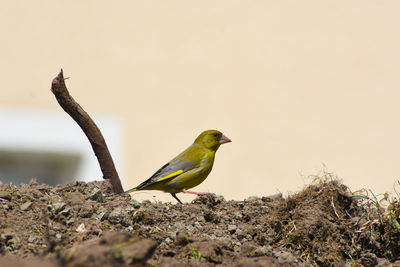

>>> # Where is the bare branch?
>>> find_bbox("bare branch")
[51,69,123,193]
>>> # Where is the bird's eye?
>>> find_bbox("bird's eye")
[213,133,219,137]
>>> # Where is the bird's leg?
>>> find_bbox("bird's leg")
[184,190,209,196]
[182,189,212,202]
[171,193,183,204]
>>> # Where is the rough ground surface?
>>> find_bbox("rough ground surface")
[0,177,399,266]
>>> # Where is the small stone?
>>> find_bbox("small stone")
[234,211,243,220]
[262,193,283,202]
[228,224,237,234]
[214,195,225,204]
[76,223,86,233]
[236,202,245,208]
[52,202,66,213]
[204,210,221,223]
[134,208,154,227]
[174,222,182,228]
[127,226,133,231]
[130,199,141,209]
[61,208,71,216]
[245,196,260,202]
[96,212,106,221]
[165,237,172,244]
[236,229,245,239]
[109,207,124,224]
[55,233,62,240]
[273,250,294,261]
[79,203,95,218]
[143,226,152,232]
[20,201,32,211]
[87,187,104,202]
[213,229,224,237]
[194,221,201,228]
[254,246,272,256]
[28,235,38,243]
[0,190,11,201]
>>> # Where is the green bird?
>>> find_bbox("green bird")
[123,130,231,203]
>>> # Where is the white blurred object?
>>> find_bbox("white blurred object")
[0,107,124,185]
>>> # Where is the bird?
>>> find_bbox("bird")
[123,130,231,204]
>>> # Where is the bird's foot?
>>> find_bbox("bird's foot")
[184,190,210,196]
[184,191,215,203]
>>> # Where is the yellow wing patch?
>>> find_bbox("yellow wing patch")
[155,170,183,182]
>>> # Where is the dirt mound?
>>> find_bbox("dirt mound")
[0,176,399,266]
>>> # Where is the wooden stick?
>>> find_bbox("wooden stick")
[51,69,123,193]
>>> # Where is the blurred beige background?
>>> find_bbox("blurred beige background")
[1,1,400,202]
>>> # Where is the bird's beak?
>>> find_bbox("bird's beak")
[219,135,232,144]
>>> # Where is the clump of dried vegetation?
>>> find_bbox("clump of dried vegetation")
[269,172,400,266]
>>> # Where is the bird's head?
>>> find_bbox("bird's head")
[194,130,232,151]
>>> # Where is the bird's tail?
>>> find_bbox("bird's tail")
[121,187,138,195]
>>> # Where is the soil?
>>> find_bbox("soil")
[0,176,399,266]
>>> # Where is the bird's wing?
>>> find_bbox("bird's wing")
[135,160,198,190]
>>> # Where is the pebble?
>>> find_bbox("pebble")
[130,199,141,209]
[52,202,66,213]
[96,212,106,221]
[209,234,217,240]
[234,211,243,220]
[28,235,38,243]
[255,245,272,256]
[109,207,123,224]
[204,210,221,223]
[0,190,11,201]
[261,193,283,202]
[228,224,237,234]
[236,202,245,208]
[76,223,86,233]
[20,201,32,211]
[273,250,297,262]
[55,233,62,240]
[174,222,182,228]
[235,229,245,239]
[61,208,71,216]
[87,187,105,202]
[245,196,260,202]
[214,195,226,204]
